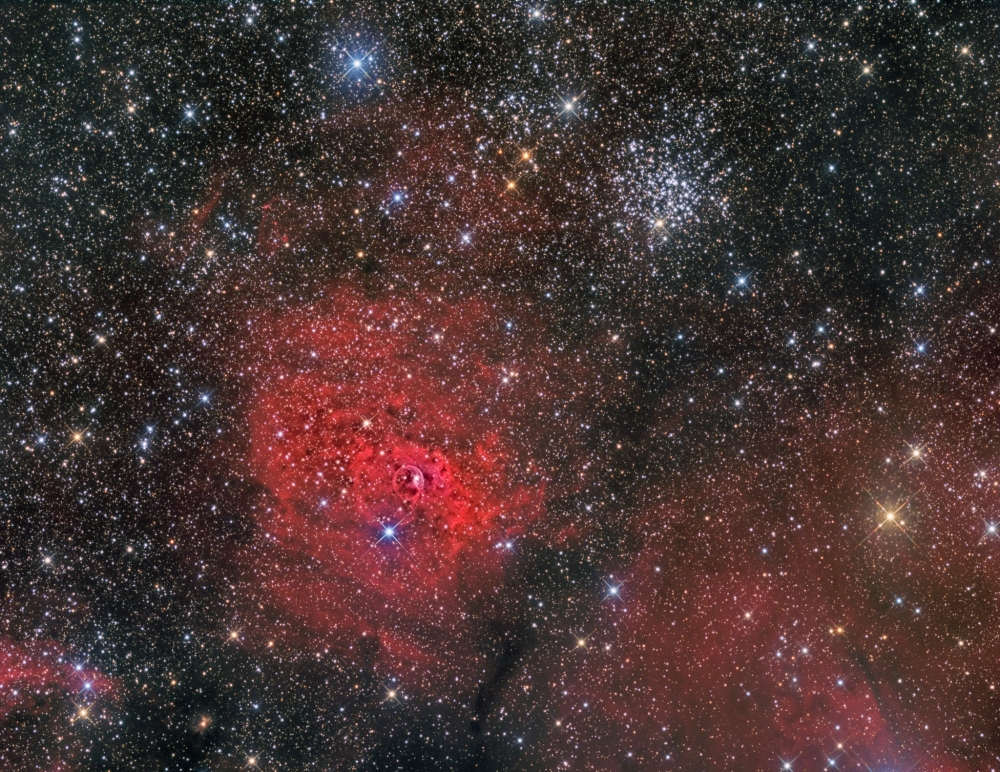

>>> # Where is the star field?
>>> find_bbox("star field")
[2,2,1000,771]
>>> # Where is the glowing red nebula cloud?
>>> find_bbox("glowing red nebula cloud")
[244,281,594,682]
[225,94,618,689]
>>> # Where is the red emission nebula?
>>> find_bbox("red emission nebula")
[233,98,602,688]
[222,100,1000,771]
[245,282,592,684]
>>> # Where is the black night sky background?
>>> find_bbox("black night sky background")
[3,2,1000,771]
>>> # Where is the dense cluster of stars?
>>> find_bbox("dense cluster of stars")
[2,1,1000,771]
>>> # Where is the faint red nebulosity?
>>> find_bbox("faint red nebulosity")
[530,395,990,772]
[0,637,113,771]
